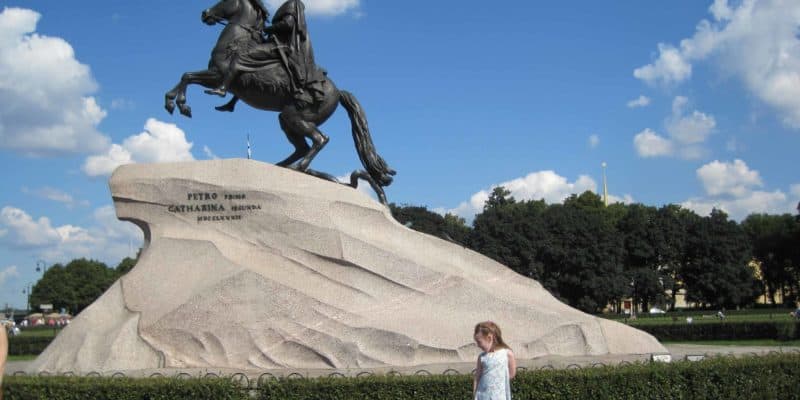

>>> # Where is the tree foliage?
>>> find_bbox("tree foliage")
[393,188,789,312]
[742,213,800,304]
[30,258,119,315]
[115,257,138,276]
[617,204,671,311]
[537,193,627,312]
[680,209,759,307]
[389,204,470,245]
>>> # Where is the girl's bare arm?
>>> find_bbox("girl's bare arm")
[473,356,482,395]
[507,350,517,380]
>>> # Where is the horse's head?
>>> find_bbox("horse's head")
[202,0,268,27]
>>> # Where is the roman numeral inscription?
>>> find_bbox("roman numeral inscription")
[167,192,262,222]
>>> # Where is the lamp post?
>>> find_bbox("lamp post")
[36,259,47,275]
[30,260,48,315]
[22,283,32,314]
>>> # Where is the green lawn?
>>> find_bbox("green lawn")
[610,312,797,326]
[663,339,800,346]
[8,354,37,361]
[15,328,60,338]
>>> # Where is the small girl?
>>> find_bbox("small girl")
[473,321,516,400]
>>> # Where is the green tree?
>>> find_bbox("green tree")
[115,257,138,276]
[484,186,515,210]
[537,192,627,312]
[617,204,671,312]
[30,258,118,315]
[742,213,799,305]
[470,195,548,281]
[389,204,471,245]
[654,204,696,310]
[682,209,759,308]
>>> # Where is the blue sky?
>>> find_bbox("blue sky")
[1,0,799,309]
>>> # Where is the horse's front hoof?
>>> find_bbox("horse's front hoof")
[165,102,175,115]
[179,105,192,118]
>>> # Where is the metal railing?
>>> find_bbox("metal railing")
[10,349,800,388]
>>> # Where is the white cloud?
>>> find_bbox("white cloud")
[21,186,86,209]
[634,0,800,128]
[633,44,692,86]
[634,128,673,157]
[83,144,132,177]
[608,193,635,205]
[0,206,65,248]
[709,0,734,21]
[682,190,790,221]
[89,205,143,262]
[0,266,19,285]
[634,97,716,159]
[110,98,134,110]
[445,171,597,220]
[0,205,142,265]
[83,118,194,176]
[725,137,742,152]
[681,159,796,220]
[697,159,762,197]
[203,145,219,160]
[666,96,716,145]
[22,186,70,204]
[0,7,110,155]
[627,95,651,108]
[791,184,800,199]
[264,0,359,17]
[588,134,600,148]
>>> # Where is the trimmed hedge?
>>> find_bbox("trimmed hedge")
[5,354,800,399]
[3,377,246,400]
[257,354,800,400]
[635,321,800,341]
[8,336,53,356]
[259,355,800,400]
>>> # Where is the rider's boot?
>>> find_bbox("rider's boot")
[205,85,228,97]
[206,58,241,97]
[215,97,238,112]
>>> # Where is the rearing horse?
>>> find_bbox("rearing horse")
[164,0,395,203]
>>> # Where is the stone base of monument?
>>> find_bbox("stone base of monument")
[27,159,666,374]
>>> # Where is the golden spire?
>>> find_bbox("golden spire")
[602,162,608,207]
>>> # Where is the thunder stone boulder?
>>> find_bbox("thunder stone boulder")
[29,159,666,373]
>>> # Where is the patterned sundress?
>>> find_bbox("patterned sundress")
[475,348,511,400]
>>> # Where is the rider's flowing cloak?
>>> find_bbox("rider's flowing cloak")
[272,0,326,101]
[236,0,326,103]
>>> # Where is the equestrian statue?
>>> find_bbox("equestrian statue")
[164,0,395,203]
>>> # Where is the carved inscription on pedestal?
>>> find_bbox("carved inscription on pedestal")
[167,192,262,222]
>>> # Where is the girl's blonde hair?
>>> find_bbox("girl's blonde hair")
[474,321,510,351]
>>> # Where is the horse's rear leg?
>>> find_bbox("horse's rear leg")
[278,110,328,171]
[276,113,311,167]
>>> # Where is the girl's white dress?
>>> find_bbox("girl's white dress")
[475,348,511,400]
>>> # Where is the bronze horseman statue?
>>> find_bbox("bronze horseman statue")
[164,0,395,203]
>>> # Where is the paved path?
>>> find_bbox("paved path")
[6,344,799,379]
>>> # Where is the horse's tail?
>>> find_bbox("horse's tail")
[339,90,396,187]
